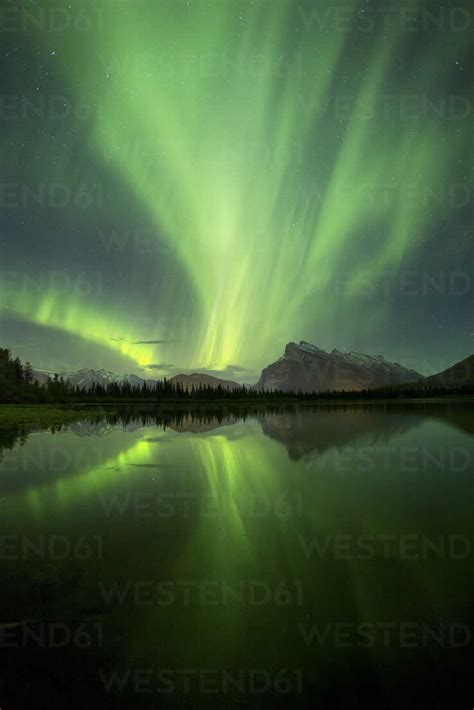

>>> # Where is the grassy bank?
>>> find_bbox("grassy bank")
[1,396,473,419]
[0,404,107,427]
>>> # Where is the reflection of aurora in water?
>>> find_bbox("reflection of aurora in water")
[0,403,472,506]
[1,405,474,704]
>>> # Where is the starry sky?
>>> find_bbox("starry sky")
[1,0,473,382]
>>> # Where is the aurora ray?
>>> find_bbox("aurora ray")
[1,0,472,375]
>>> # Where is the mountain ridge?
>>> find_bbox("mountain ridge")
[31,367,239,391]
[415,353,474,387]
[256,341,423,392]
[169,373,239,391]
[30,342,473,393]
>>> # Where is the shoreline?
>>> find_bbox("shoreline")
[1,395,473,417]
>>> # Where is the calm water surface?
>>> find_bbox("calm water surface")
[1,403,473,708]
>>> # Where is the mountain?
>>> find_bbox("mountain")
[27,348,474,394]
[419,354,474,387]
[32,368,240,391]
[32,368,158,390]
[68,369,158,389]
[31,368,56,385]
[169,373,240,391]
[256,341,423,392]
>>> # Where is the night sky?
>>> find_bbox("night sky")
[1,0,473,383]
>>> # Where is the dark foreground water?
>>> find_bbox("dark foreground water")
[1,402,474,708]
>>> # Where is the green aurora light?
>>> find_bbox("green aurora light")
[2,0,472,375]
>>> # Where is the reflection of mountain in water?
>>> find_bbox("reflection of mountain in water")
[105,403,473,460]
[64,420,145,437]
[1,403,473,474]
[257,407,419,460]
[257,403,474,460]
[169,416,242,434]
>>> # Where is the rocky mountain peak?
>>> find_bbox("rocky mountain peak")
[257,340,423,392]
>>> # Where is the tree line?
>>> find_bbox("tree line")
[0,348,472,404]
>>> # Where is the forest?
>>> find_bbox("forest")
[1,348,472,404]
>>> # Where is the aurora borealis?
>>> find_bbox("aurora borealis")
[1,0,473,380]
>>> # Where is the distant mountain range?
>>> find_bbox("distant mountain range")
[31,367,239,391]
[31,341,474,393]
[169,373,239,391]
[32,368,158,389]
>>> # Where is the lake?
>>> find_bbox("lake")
[1,402,473,708]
